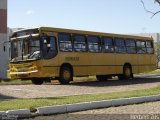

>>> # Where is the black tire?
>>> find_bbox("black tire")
[118,65,133,80]
[123,65,133,79]
[59,67,73,84]
[31,79,44,85]
[96,75,109,81]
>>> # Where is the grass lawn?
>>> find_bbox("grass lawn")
[0,85,160,112]
[141,69,160,74]
[0,79,31,85]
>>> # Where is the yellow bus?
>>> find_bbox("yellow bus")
[8,27,156,85]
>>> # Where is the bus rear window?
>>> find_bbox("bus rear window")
[146,41,154,54]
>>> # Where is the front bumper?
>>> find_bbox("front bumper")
[8,70,39,79]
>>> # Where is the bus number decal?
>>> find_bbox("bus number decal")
[65,57,80,61]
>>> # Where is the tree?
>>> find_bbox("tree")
[155,0,160,4]
[155,42,160,68]
[141,0,160,18]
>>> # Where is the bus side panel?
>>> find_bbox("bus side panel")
[150,54,157,71]
[41,56,60,77]
[129,54,139,74]
[58,52,89,76]
[138,54,150,73]
[73,52,89,76]
[87,53,116,75]
[115,54,139,74]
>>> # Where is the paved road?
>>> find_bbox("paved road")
[24,101,160,120]
[0,75,160,99]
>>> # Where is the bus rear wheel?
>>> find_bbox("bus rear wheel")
[31,79,44,85]
[96,75,109,81]
[59,67,73,84]
[118,65,133,80]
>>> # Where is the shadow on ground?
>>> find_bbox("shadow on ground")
[0,93,17,100]
[68,77,160,87]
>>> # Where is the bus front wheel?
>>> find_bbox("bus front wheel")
[31,79,44,85]
[59,67,73,84]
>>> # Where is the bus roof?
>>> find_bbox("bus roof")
[39,27,153,40]
[12,27,153,41]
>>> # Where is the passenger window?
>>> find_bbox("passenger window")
[73,35,87,52]
[115,38,126,53]
[126,39,136,54]
[136,41,146,54]
[146,41,154,54]
[102,37,114,53]
[87,36,101,52]
[58,33,72,52]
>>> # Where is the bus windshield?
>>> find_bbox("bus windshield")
[11,36,41,62]
[10,36,57,62]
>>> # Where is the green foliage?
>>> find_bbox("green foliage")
[0,79,31,85]
[155,42,160,67]
[155,0,160,4]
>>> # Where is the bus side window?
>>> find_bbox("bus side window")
[102,37,114,53]
[42,36,57,59]
[87,36,101,52]
[73,35,87,52]
[136,41,147,54]
[58,33,72,52]
[146,41,154,54]
[126,39,136,54]
[115,38,126,53]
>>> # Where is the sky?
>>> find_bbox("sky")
[8,0,160,34]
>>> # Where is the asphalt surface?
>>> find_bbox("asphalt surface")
[0,74,160,100]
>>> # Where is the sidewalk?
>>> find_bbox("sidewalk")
[0,94,160,119]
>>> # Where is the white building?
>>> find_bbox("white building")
[134,33,160,42]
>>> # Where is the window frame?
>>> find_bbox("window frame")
[41,36,58,59]
[136,40,147,54]
[114,38,127,53]
[146,40,154,54]
[101,36,115,53]
[125,38,137,54]
[72,34,87,52]
[87,35,101,53]
[58,32,73,52]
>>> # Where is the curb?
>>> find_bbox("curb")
[66,102,91,113]
[0,111,6,115]
[37,105,66,115]
[0,94,160,118]
[90,100,112,109]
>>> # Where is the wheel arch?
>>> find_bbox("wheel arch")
[123,63,132,70]
[123,62,133,78]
